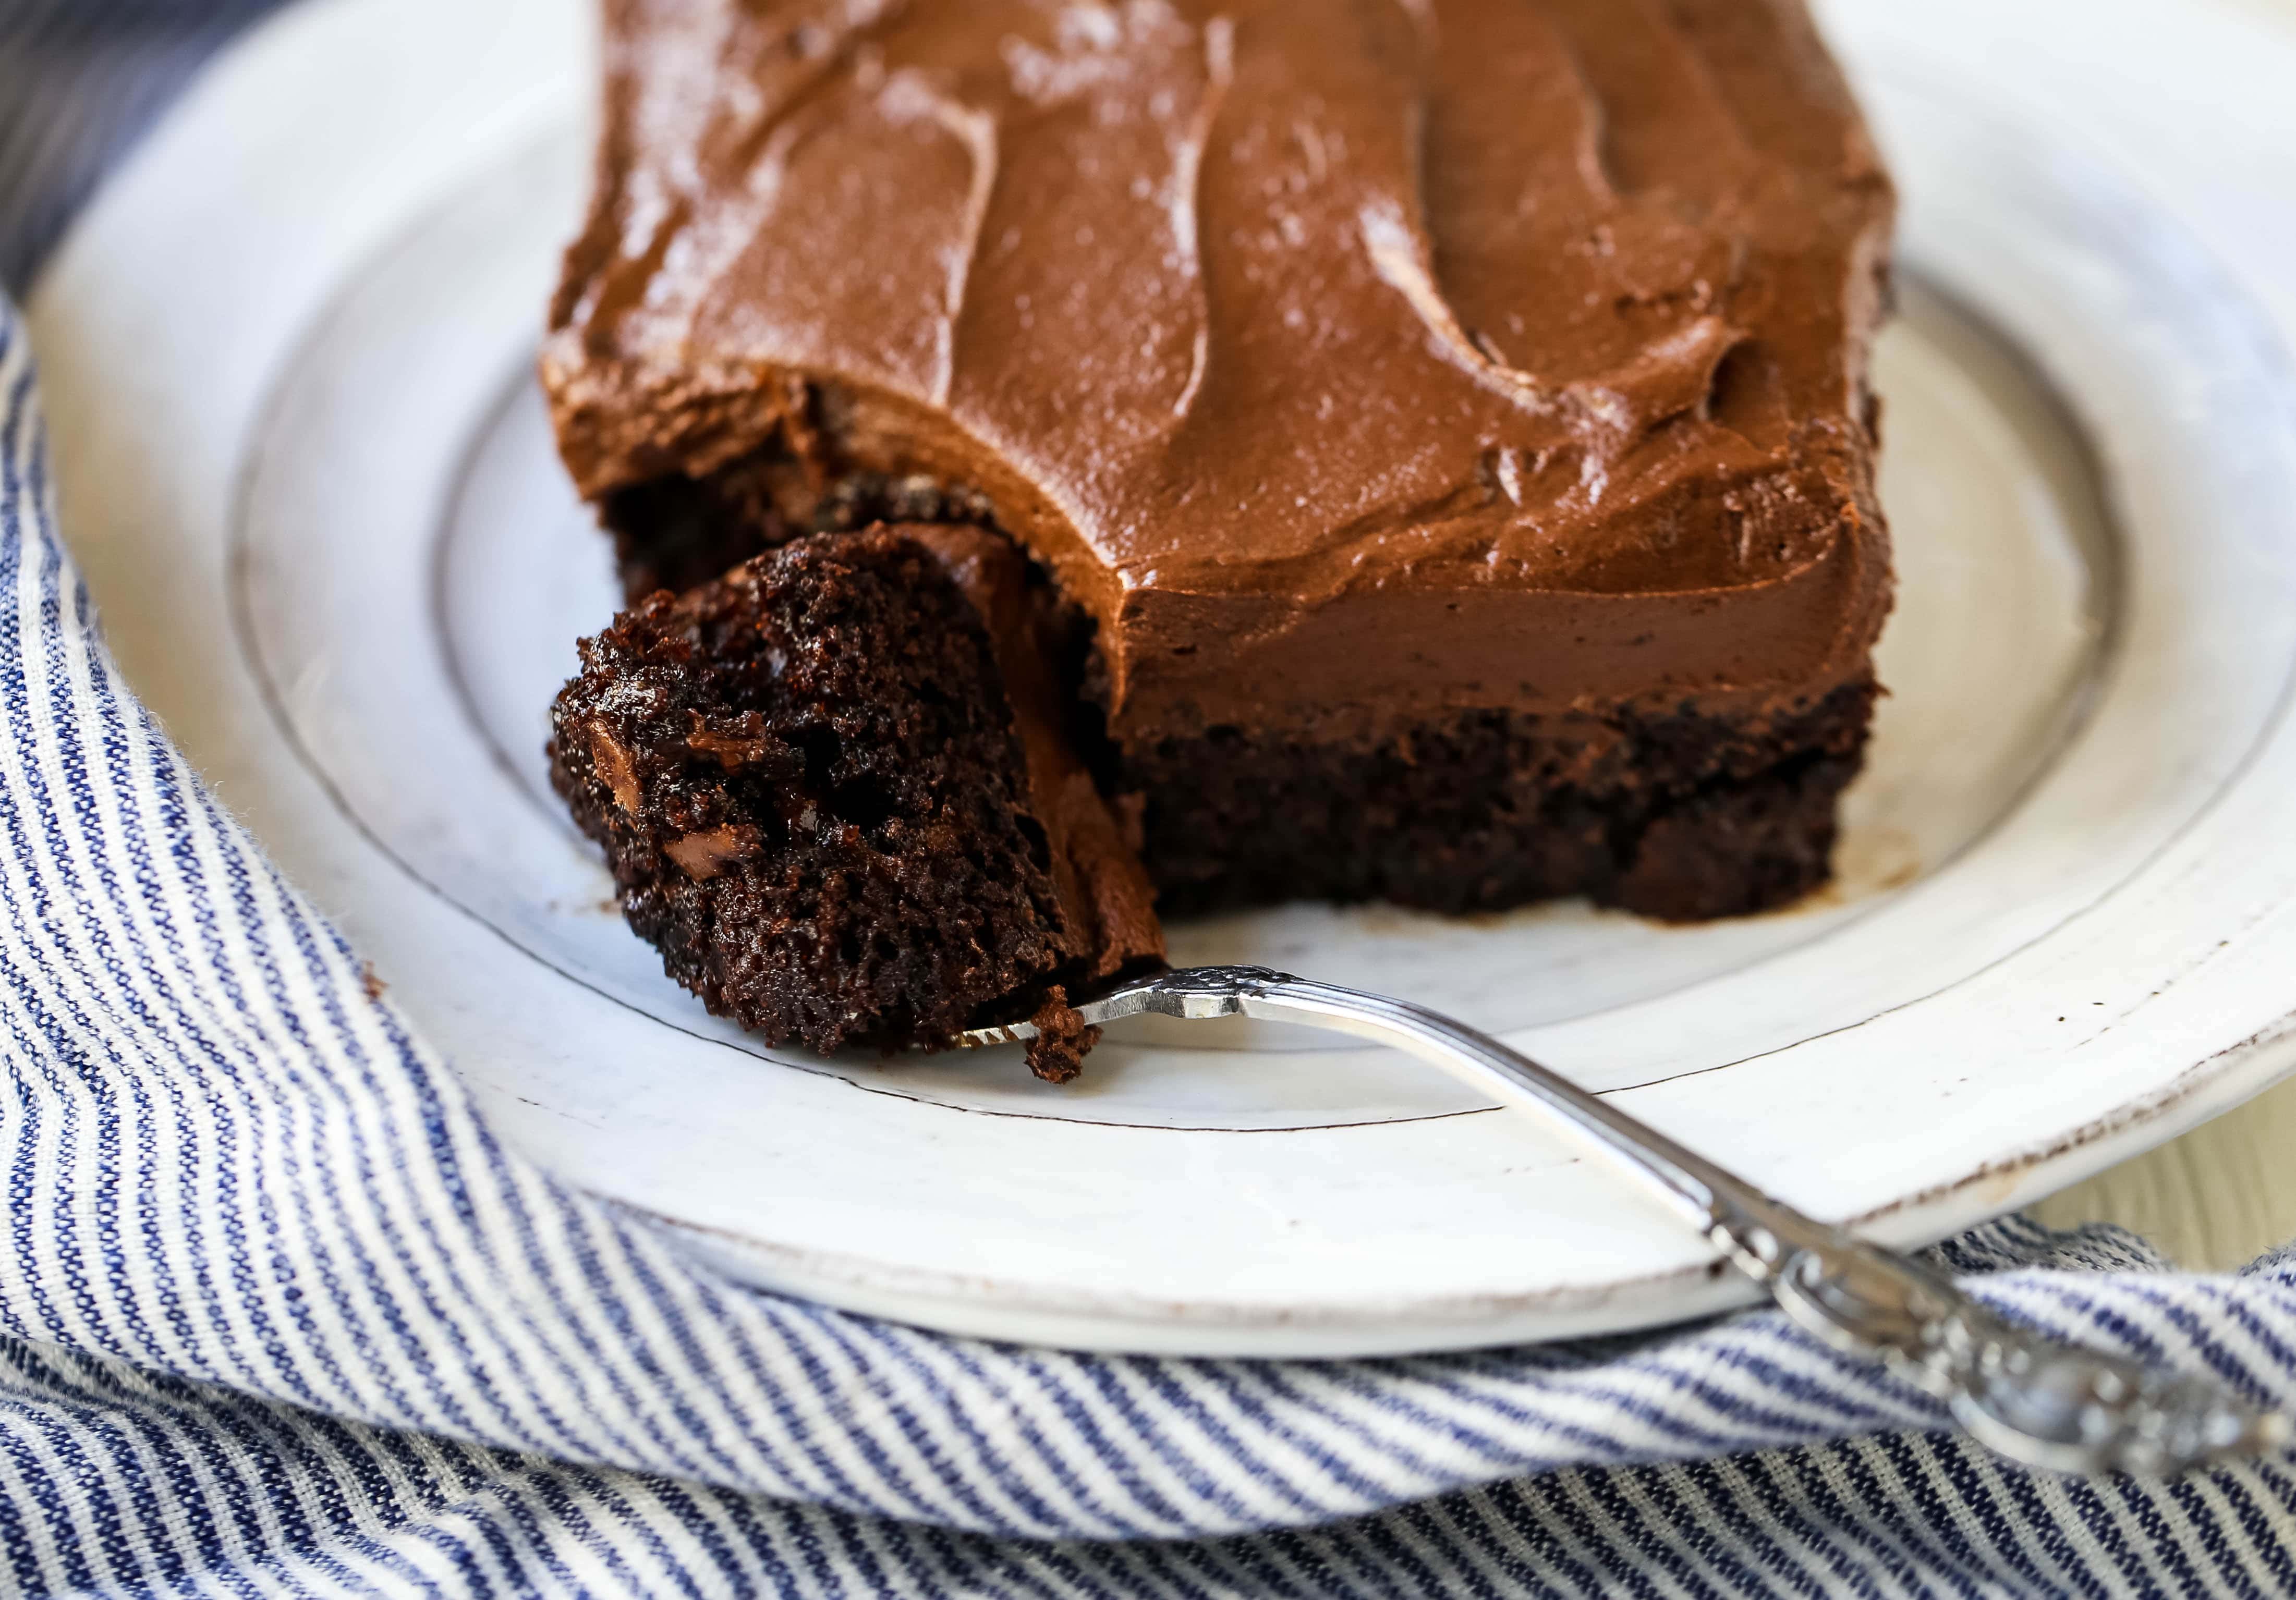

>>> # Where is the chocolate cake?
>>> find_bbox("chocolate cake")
[549,526,1162,1065]
[543,0,1896,1051]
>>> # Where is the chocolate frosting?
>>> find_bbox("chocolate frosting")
[546,0,1894,739]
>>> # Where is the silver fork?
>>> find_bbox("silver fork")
[963,965,2290,1476]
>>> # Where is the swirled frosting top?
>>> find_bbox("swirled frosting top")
[546,0,1894,737]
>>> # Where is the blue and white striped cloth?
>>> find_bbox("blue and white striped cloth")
[6,4,2296,1594]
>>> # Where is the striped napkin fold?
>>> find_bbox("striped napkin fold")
[4,3,2296,1594]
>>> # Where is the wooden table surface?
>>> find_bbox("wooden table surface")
[2035,1081,2296,1268]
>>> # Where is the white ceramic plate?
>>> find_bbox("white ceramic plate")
[29,0,2296,1355]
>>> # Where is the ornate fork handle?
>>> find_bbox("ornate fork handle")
[965,966,2289,1474]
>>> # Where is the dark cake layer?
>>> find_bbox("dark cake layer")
[598,409,1000,606]
[592,445,1880,922]
[1134,680,1876,922]
[548,528,1161,1064]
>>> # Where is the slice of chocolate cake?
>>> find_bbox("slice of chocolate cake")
[545,0,1894,928]
[549,526,1163,1068]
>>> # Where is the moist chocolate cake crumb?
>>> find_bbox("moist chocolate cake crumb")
[1132,681,1878,923]
[1023,986,1101,1085]
[597,418,1005,605]
[549,528,1145,1056]
[811,472,998,538]
[599,446,799,601]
